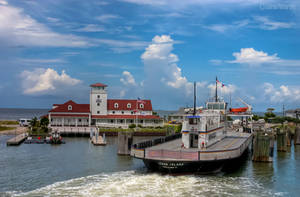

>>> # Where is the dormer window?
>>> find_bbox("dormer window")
[114,103,119,108]
[140,104,144,109]
[68,105,72,111]
[127,103,131,108]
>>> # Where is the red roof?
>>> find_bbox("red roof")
[92,115,161,119]
[107,99,152,111]
[49,100,90,113]
[51,114,89,117]
[90,83,107,87]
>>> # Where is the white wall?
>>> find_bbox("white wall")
[90,87,107,115]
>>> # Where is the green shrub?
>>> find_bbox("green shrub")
[129,124,136,129]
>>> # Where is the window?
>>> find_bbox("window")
[97,111,100,114]
[131,111,134,114]
[68,105,72,111]
[79,119,81,122]
[97,95,100,98]
[189,118,198,125]
[112,111,115,114]
[130,120,133,123]
[97,103,100,106]
[127,103,131,108]
[110,120,114,123]
[120,120,123,123]
[140,104,144,108]
[122,111,124,114]
[114,103,119,108]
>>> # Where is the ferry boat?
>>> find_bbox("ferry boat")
[131,80,253,173]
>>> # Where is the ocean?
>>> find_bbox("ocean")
[0,136,300,196]
[0,108,49,121]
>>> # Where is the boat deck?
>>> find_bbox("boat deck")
[148,132,250,152]
[131,132,253,161]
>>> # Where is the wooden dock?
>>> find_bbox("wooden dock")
[6,133,28,146]
[91,136,106,146]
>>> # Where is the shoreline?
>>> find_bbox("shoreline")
[0,125,27,135]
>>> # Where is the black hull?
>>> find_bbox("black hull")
[143,148,249,174]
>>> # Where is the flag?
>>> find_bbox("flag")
[222,83,225,87]
[137,97,146,104]
[216,79,220,83]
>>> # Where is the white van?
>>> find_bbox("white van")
[19,119,31,127]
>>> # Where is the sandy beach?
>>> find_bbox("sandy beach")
[0,125,27,135]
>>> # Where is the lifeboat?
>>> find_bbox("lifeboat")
[230,107,248,113]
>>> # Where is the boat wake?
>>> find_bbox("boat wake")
[9,170,283,197]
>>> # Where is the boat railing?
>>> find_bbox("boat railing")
[132,133,182,149]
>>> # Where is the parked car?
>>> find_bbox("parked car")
[19,119,31,127]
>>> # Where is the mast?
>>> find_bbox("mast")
[215,76,218,102]
[193,81,196,116]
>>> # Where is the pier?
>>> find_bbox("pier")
[6,133,28,146]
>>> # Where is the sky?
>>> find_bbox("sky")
[0,0,300,111]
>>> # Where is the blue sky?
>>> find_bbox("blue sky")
[0,0,299,111]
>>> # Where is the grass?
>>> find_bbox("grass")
[0,120,19,125]
[0,126,15,131]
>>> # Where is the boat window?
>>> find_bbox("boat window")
[114,103,119,108]
[127,103,131,108]
[189,118,198,125]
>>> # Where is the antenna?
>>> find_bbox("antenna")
[193,82,196,115]
[215,76,218,102]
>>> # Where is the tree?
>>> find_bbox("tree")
[252,115,260,121]
[40,117,49,132]
[267,108,275,113]
[30,117,38,127]
[40,117,49,128]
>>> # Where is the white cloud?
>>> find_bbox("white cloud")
[253,16,294,30]
[21,68,81,95]
[227,48,300,69]
[208,83,237,96]
[120,0,265,7]
[0,3,94,47]
[17,58,66,65]
[141,35,194,95]
[204,20,249,33]
[263,82,300,103]
[96,14,120,23]
[229,48,280,65]
[0,0,7,5]
[76,24,105,32]
[120,71,136,86]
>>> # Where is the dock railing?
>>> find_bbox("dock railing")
[132,133,181,149]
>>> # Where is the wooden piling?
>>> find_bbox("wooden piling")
[277,128,287,152]
[117,131,133,155]
[252,132,273,162]
[294,126,300,145]
[287,128,292,147]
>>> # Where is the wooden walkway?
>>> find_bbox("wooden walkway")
[6,133,28,146]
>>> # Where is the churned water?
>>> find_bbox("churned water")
[1,135,300,197]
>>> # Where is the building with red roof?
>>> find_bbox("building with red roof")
[48,83,163,128]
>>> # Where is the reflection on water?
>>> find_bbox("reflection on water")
[1,136,300,196]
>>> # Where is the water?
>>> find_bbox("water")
[1,135,300,197]
[0,108,49,120]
